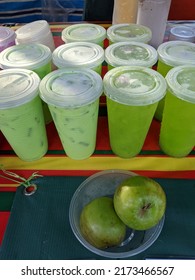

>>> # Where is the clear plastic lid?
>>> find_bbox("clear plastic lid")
[165,65,195,104]
[0,43,52,70]
[39,68,103,108]
[105,41,157,68]
[15,20,51,43]
[169,26,195,42]
[107,23,152,43]
[52,42,104,69]
[0,27,16,46]
[103,66,166,106]
[0,68,40,109]
[157,41,195,67]
[61,23,106,44]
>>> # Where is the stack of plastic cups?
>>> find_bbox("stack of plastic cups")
[105,41,158,70]
[15,20,55,52]
[52,42,104,75]
[0,69,48,161]
[0,43,53,124]
[61,23,107,48]
[106,23,152,45]
[155,41,195,121]
[0,27,16,52]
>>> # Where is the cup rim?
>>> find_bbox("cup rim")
[103,66,167,106]
[0,43,52,70]
[61,23,106,44]
[106,23,152,43]
[15,20,50,41]
[0,26,16,45]
[52,42,104,69]
[39,68,103,108]
[165,65,195,103]
[105,41,158,68]
[157,40,195,67]
[169,25,195,41]
[0,68,40,108]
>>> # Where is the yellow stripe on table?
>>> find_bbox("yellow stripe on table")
[1,156,195,172]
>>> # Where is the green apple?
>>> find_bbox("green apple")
[113,176,166,230]
[80,196,126,249]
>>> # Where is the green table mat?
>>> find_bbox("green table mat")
[0,176,195,260]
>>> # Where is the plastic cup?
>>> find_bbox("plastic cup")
[136,0,171,49]
[0,69,48,161]
[0,27,16,52]
[155,41,195,121]
[106,23,152,45]
[15,20,55,52]
[61,23,106,47]
[52,42,104,75]
[41,0,76,22]
[169,26,195,43]
[0,43,52,77]
[39,68,103,160]
[160,65,195,157]
[105,41,157,70]
[103,66,166,158]
[0,43,53,124]
[112,0,138,24]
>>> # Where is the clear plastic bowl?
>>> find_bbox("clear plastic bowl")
[69,169,165,259]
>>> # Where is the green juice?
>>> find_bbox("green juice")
[92,64,102,75]
[34,61,52,125]
[159,66,195,157]
[155,41,195,121]
[34,62,52,79]
[49,100,99,160]
[107,98,157,158]
[103,66,166,158]
[155,59,173,121]
[0,95,48,161]
[0,43,53,124]
[160,91,195,157]
[0,69,48,161]
[157,59,173,77]
[39,68,103,160]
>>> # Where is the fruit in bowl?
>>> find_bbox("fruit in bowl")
[114,176,166,231]
[69,170,166,258]
[79,174,166,249]
[80,196,126,249]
